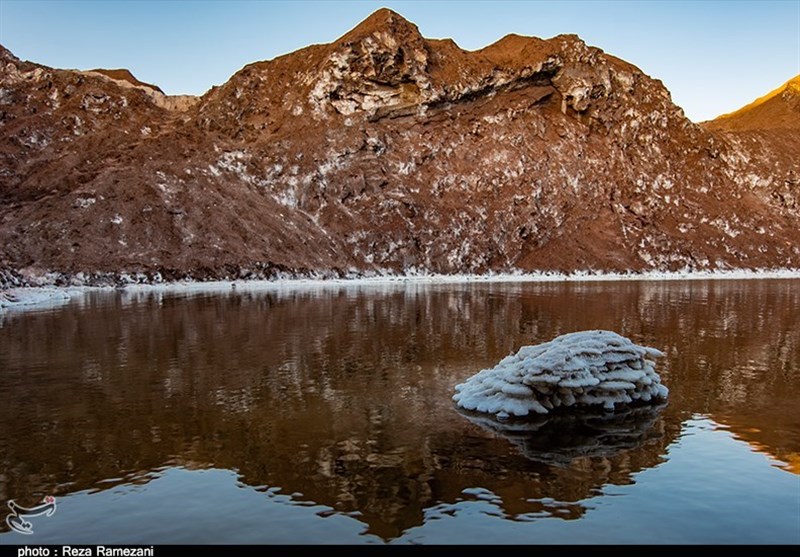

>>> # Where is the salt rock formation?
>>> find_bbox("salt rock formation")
[453,330,668,418]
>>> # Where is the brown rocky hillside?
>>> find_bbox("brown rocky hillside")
[1,9,798,286]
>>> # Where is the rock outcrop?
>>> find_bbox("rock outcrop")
[1,9,798,285]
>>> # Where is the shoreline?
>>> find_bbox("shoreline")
[2,268,799,312]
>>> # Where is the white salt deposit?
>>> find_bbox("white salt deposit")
[0,288,70,311]
[453,330,668,418]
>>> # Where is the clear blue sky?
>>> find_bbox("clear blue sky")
[1,0,798,121]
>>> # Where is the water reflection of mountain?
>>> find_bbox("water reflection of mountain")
[0,279,797,538]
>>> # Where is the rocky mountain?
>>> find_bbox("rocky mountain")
[1,8,798,286]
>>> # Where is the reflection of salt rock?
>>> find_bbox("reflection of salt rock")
[453,330,668,419]
[460,403,667,466]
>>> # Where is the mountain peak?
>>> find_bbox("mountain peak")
[0,43,20,64]
[338,8,423,44]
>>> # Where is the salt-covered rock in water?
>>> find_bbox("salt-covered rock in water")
[453,330,668,418]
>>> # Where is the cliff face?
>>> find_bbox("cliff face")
[1,9,798,285]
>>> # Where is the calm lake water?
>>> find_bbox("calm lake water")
[1,279,798,544]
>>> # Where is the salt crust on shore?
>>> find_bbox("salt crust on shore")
[1,269,798,312]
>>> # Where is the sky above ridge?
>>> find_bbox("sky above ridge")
[1,0,798,121]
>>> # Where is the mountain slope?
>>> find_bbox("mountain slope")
[1,9,798,286]
[706,75,800,131]
[702,75,800,216]
[87,68,165,94]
